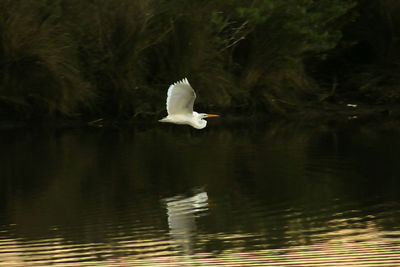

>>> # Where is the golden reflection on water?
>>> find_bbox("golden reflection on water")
[1,220,400,266]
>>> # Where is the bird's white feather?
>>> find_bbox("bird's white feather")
[166,78,196,115]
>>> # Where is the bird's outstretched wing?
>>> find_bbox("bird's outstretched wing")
[166,78,196,115]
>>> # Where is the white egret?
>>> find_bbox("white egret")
[159,78,219,129]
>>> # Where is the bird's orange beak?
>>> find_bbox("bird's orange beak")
[206,114,219,118]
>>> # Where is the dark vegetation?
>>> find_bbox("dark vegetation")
[0,0,398,121]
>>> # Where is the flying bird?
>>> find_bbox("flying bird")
[159,78,219,129]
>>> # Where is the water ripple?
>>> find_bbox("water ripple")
[1,203,400,266]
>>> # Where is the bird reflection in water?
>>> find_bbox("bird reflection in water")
[164,191,208,255]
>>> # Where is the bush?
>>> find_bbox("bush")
[0,0,359,119]
[330,0,400,104]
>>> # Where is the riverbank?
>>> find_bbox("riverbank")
[1,101,399,131]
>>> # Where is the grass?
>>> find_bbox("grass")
[0,0,94,118]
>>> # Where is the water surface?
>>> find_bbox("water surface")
[0,121,399,266]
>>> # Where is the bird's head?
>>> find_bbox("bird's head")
[191,113,219,129]
[199,113,219,119]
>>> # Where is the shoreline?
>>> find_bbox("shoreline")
[1,102,399,131]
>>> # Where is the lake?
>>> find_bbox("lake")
[0,119,399,266]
